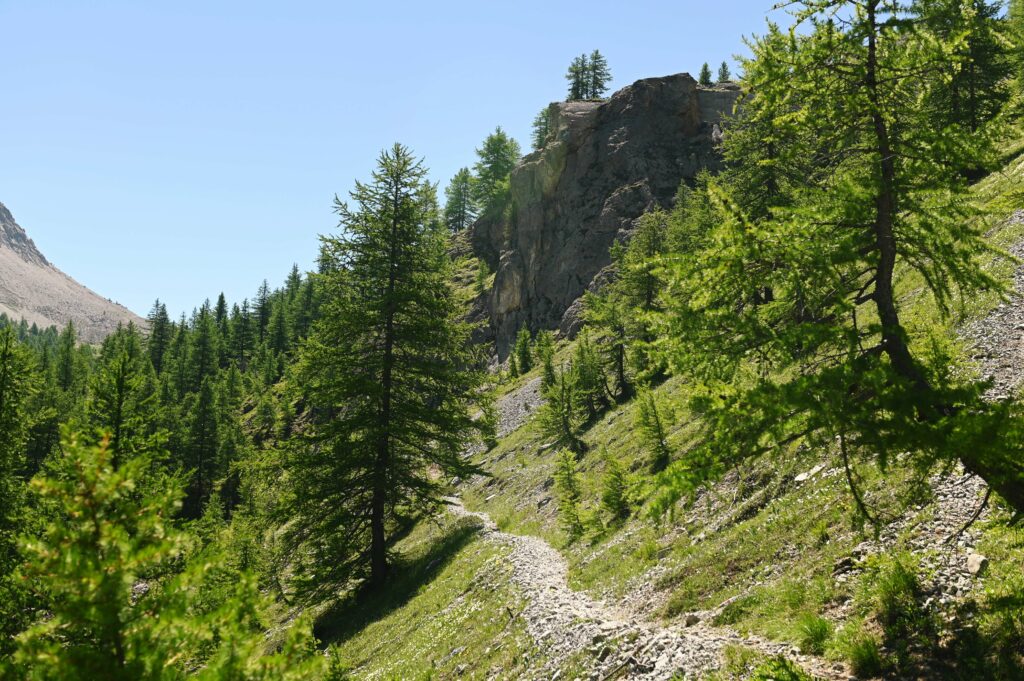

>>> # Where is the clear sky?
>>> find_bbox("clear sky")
[0,0,790,319]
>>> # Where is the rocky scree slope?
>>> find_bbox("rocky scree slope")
[0,202,142,342]
[470,74,739,357]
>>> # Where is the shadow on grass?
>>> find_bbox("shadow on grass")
[313,518,482,646]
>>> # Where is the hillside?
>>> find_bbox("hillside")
[320,149,1024,679]
[0,201,142,342]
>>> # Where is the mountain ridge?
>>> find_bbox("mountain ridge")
[0,201,143,342]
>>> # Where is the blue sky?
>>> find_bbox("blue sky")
[0,0,789,319]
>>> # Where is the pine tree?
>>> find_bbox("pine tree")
[573,330,607,421]
[588,49,612,99]
[600,450,629,523]
[0,326,34,657]
[145,300,171,375]
[586,208,670,390]
[472,127,521,217]
[554,448,584,541]
[565,53,590,100]
[531,107,552,150]
[184,377,220,518]
[698,62,713,86]
[514,325,533,374]
[656,0,1024,515]
[254,279,271,343]
[635,388,673,473]
[87,323,158,463]
[233,299,254,369]
[538,365,586,455]
[917,0,1010,135]
[286,144,487,593]
[56,321,78,392]
[190,303,218,393]
[443,167,477,232]
[534,330,557,390]
[717,60,731,82]
[12,432,323,680]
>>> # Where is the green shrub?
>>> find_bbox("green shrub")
[796,613,833,655]
[841,629,884,678]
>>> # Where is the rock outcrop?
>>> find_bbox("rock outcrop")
[470,74,739,357]
[0,202,143,342]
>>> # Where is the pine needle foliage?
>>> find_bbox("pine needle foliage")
[538,364,586,455]
[654,0,1024,516]
[285,144,488,595]
[554,448,584,541]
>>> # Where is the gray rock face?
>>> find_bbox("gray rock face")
[0,201,143,342]
[469,74,739,357]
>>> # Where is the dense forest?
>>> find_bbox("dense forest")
[3,0,1024,679]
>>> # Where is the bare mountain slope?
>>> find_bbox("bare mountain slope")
[0,202,142,342]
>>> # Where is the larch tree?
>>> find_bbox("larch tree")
[717,60,731,82]
[87,323,158,463]
[698,62,713,86]
[286,144,487,593]
[565,53,590,100]
[531,107,552,150]
[471,127,521,218]
[0,326,34,658]
[588,49,612,99]
[11,432,323,681]
[655,0,1024,516]
[146,300,172,375]
[443,167,477,232]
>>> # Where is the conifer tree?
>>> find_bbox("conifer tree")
[12,432,323,680]
[0,326,34,657]
[534,330,557,389]
[531,107,552,150]
[600,450,629,523]
[588,50,612,99]
[184,377,220,518]
[698,62,713,86]
[635,388,673,473]
[146,300,172,375]
[87,323,158,463]
[56,321,79,392]
[233,300,254,369]
[286,144,487,592]
[254,280,271,343]
[443,167,477,232]
[565,53,590,100]
[656,0,1024,515]
[917,0,1009,135]
[538,365,586,455]
[554,448,584,541]
[472,128,521,217]
[514,326,533,374]
[717,60,731,82]
[190,304,218,393]
[572,330,607,421]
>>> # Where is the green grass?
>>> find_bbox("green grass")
[321,515,536,680]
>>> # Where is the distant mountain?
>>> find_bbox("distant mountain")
[0,201,143,343]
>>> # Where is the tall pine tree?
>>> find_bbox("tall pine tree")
[286,144,487,592]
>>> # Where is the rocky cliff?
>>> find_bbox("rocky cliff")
[0,202,143,342]
[470,73,739,357]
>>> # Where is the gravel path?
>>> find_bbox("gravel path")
[447,496,845,680]
[449,230,1024,679]
[455,379,845,680]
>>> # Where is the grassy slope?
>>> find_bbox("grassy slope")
[459,143,1024,675]
[323,515,537,680]
[313,143,1024,680]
